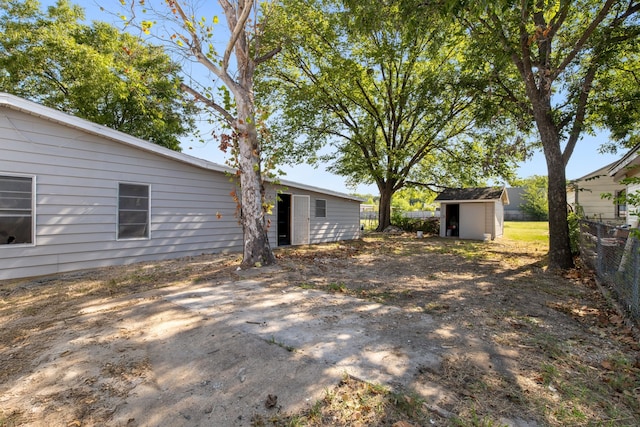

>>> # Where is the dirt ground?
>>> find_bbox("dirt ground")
[1,234,639,426]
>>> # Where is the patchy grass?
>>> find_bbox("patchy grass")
[504,221,549,246]
[327,282,347,293]
[266,336,296,353]
[251,374,433,427]
[426,239,490,260]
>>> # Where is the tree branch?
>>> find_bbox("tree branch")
[167,0,226,82]
[180,82,235,124]
[553,0,616,79]
[219,0,253,72]
[255,46,282,65]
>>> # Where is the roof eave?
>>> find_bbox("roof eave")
[608,143,640,180]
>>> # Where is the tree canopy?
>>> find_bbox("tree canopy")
[592,44,640,152]
[259,0,524,230]
[516,175,549,221]
[0,0,197,150]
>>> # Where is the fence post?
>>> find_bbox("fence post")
[596,223,603,275]
[633,238,640,319]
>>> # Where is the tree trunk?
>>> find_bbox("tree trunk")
[163,0,276,269]
[539,121,574,270]
[377,183,394,232]
[235,97,276,268]
[522,53,574,270]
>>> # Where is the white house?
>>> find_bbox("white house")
[0,93,362,280]
[609,143,640,227]
[435,187,509,240]
[567,162,625,223]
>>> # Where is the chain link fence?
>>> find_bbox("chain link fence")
[578,220,640,323]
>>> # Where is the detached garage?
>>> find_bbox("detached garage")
[435,187,509,241]
[0,93,362,280]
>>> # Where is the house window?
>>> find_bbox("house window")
[315,199,327,218]
[118,183,149,239]
[616,190,627,218]
[0,175,33,245]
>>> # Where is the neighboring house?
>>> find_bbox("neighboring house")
[434,187,509,240]
[0,93,362,281]
[503,187,529,221]
[609,143,640,227]
[567,162,625,223]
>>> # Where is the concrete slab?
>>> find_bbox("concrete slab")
[164,279,441,386]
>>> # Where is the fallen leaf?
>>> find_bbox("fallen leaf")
[610,315,624,325]
[265,394,278,409]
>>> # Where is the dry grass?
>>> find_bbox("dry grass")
[1,233,639,426]
[267,233,640,426]
[252,374,433,427]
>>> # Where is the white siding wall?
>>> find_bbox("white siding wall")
[484,202,494,237]
[460,203,486,240]
[308,192,360,244]
[0,109,244,280]
[625,181,640,227]
[571,174,623,221]
[439,204,446,237]
[496,201,504,237]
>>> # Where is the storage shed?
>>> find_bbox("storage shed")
[0,93,362,280]
[435,187,509,241]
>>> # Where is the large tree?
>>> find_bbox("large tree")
[259,0,522,230]
[123,0,279,267]
[444,0,640,269]
[0,0,196,150]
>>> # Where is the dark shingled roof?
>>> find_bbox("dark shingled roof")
[434,187,507,202]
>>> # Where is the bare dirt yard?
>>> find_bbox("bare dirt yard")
[1,234,639,427]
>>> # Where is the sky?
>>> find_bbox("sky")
[40,0,627,196]
[183,133,624,196]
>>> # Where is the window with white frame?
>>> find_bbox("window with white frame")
[315,199,327,218]
[0,175,33,245]
[118,183,149,239]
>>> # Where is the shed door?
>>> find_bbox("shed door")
[292,195,310,245]
[460,203,486,240]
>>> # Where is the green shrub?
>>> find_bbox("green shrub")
[568,211,580,255]
[391,210,440,234]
